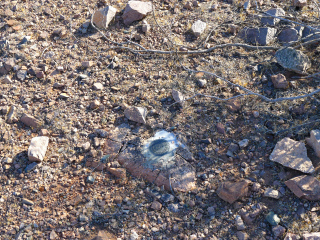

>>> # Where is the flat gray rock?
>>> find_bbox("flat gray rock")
[92,6,118,29]
[261,8,285,26]
[239,27,277,45]
[269,137,315,173]
[28,136,49,162]
[275,47,311,74]
[124,106,147,124]
[278,28,299,43]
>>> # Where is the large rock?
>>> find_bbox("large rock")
[275,47,311,74]
[28,136,49,162]
[124,106,147,124]
[302,26,320,42]
[216,180,249,204]
[278,28,299,43]
[285,175,320,201]
[239,27,277,45]
[269,137,314,173]
[261,8,285,26]
[303,233,320,240]
[306,130,320,158]
[191,20,206,37]
[92,6,118,29]
[122,1,153,25]
[21,113,41,128]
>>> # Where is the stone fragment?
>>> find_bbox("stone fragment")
[275,47,311,74]
[82,142,91,152]
[6,105,16,123]
[226,98,241,112]
[197,79,207,88]
[130,230,139,240]
[235,215,246,230]
[108,167,126,179]
[93,230,117,240]
[36,71,45,78]
[293,0,308,8]
[25,162,38,173]
[302,26,320,42]
[278,28,299,43]
[86,176,95,184]
[239,27,277,45]
[273,225,286,239]
[151,201,162,211]
[217,180,249,204]
[49,230,58,240]
[184,1,193,10]
[95,129,108,138]
[264,188,280,199]
[285,175,320,201]
[16,70,27,81]
[261,8,285,26]
[236,231,249,240]
[271,73,288,89]
[216,122,226,135]
[124,106,147,124]
[82,61,94,68]
[4,58,15,71]
[2,75,12,84]
[172,89,185,107]
[191,20,207,37]
[306,129,320,157]
[238,139,249,148]
[22,198,34,206]
[303,233,320,240]
[269,137,314,173]
[21,113,41,128]
[92,6,118,29]
[93,82,104,90]
[39,129,49,136]
[122,1,153,25]
[90,100,101,109]
[284,233,299,240]
[266,211,280,226]
[142,20,151,33]
[28,136,49,162]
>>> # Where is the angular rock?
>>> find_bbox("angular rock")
[216,122,226,135]
[25,162,38,173]
[217,180,249,204]
[108,167,126,179]
[293,0,308,8]
[2,75,12,84]
[28,136,49,162]
[239,27,277,45]
[285,175,320,201]
[124,106,147,124]
[22,198,34,206]
[90,100,101,109]
[266,211,280,226]
[273,225,286,239]
[302,26,320,42]
[278,28,299,43]
[16,70,27,81]
[93,82,104,90]
[6,105,16,123]
[92,6,118,29]
[236,231,249,240]
[302,233,320,240]
[49,230,58,240]
[4,58,15,71]
[306,129,320,158]
[142,20,151,33]
[82,61,94,68]
[284,233,300,240]
[21,113,41,128]
[261,8,285,26]
[264,188,280,199]
[172,89,185,107]
[269,137,315,173]
[191,20,206,37]
[151,201,162,211]
[275,47,311,74]
[122,1,153,25]
[235,215,246,230]
[93,230,117,240]
[271,73,288,89]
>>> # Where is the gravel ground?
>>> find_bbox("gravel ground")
[1,0,320,239]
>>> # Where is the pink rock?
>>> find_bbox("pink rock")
[272,225,286,239]
[122,1,153,25]
[21,113,41,128]
[271,74,288,89]
[217,180,250,204]
[92,6,118,29]
[302,232,320,240]
[284,233,300,240]
[285,175,320,201]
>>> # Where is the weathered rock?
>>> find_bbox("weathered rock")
[82,142,91,152]
[16,70,27,81]
[239,27,277,45]
[284,233,300,240]
[293,0,308,8]
[28,136,49,162]
[269,137,315,173]
[108,167,126,179]
[216,122,226,135]
[278,28,299,43]
[271,73,288,89]
[273,225,286,239]
[191,20,206,37]
[92,6,118,29]
[217,180,249,204]
[285,175,320,201]
[306,129,320,158]
[124,106,147,124]
[141,20,151,33]
[302,26,320,42]
[93,230,117,240]
[82,61,94,68]
[261,8,285,26]
[151,201,162,211]
[21,113,41,128]
[302,233,320,240]
[275,47,311,74]
[2,75,12,84]
[4,58,15,71]
[264,188,280,199]
[172,89,185,107]
[6,105,16,123]
[22,198,34,206]
[238,139,249,148]
[235,215,246,230]
[266,211,280,226]
[236,231,249,240]
[90,100,101,109]
[122,1,153,25]
[49,230,58,240]
[93,82,104,90]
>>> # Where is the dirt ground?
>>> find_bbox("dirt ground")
[1,0,320,239]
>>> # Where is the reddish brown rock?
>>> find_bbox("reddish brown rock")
[271,74,289,89]
[108,167,126,179]
[217,180,250,204]
[93,230,117,240]
[226,99,241,112]
[285,175,320,201]
[151,201,162,211]
[122,1,153,25]
[21,113,41,128]
[216,122,226,135]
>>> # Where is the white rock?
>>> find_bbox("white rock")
[264,188,280,199]
[28,136,49,162]
[192,20,207,37]
[269,137,315,173]
[235,215,246,230]
[142,20,151,33]
[93,82,104,90]
[238,139,249,148]
[172,89,185,107]
[306,129,320,158]
[92,6,118,29]
[124,106,147,124]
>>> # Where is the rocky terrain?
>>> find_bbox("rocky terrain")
[1,0,320,239]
